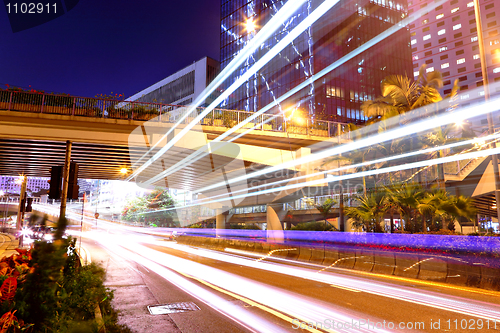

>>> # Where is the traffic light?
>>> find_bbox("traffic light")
[25,198,33,212]
[48,166,63,199]
[67,162,79,200]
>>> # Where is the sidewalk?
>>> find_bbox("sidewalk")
[0,233,27,258]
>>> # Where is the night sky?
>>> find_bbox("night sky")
[0,0,220,98]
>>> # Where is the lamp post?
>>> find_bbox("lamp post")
[473,0,500,222]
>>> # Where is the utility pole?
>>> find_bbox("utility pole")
[474,0,500,222]
[60,140,72,219]
[16,176,27,246]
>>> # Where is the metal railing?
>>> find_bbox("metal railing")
[0,89,350,139]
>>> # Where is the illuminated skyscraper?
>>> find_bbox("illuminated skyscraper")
[408,0,500,100]
[220,0,413,124]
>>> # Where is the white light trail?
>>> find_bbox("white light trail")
[142,0,343,187]
[195,95,500,195]
[96,234,392,333]
[128,0,309,180]
[149,241,500,322]
[189,132,500,205]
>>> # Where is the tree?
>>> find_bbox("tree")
[314,198,338,229]
[361,65,443,121]
[122,188,177,227]
[361,65,444,185]
[345,191,386,232]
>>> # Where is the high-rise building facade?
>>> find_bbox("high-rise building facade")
[220,0,413,124]
[0,176,49,195]
[409,0,500,99]
[127,57,220,107]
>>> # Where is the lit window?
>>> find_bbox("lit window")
[490,39,500,46]
[494,67,500,74]
[451,7,459,13]
[473,54,480,59]
[414,71,419,77]
[438,29,446,35]
[426,67,435,73]
[412,55,419,61]
[453,24,462,30]
[411,39,417,45]
[457,58,466,64]
[479,91,485,96]
[461,94,470,100]
[439,46,448,52]
[441,63,450,69]
[436,13,444,19]
[423,34,431,41]
[471,36,478,42]
[467,2,474,7]
[422,19,429,24]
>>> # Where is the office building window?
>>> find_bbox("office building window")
[426,67,434,73]
[469,19,476,24]
[476,72,482,78]
[453,24,462,30]
[457,58,466,64]
[440,54,448,60]
[424,42,431,48]
[438,29,446,35]
[425,59,433,64]
[452,15,461,22]
[439,46,448,52]
[437,21,445,27]
[458,67,467,73]
[423,26,430,32]
[436,13,444,19]
[455,41,463,47]
[488,21,497,28]
[485,3,494,10]
[486,12,495,19]
[471,36,478,42]
[423,34,431,41]
[439,37,447,43]
[425,51,432,56]
[456,50,464,55]
[489,30,498,37]
[443,80,451,86]
[451,7,459,13]
[467,2,474,8]
[441,63,449,69]
[473,54,479,59]
[459,75,467,82]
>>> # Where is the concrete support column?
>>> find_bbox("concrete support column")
[266,204,284,242]
[216,209,225,237]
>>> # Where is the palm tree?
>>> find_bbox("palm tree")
[345,191,387,232]
[361,65,443,121]
[315,198,338,229]
[391,183,424,233]
[448,194,477,233]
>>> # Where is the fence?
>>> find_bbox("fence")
[0,89,350,139]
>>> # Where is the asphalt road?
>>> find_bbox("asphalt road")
[76,226,500,333]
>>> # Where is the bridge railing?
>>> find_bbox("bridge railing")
[0,89,350,139]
